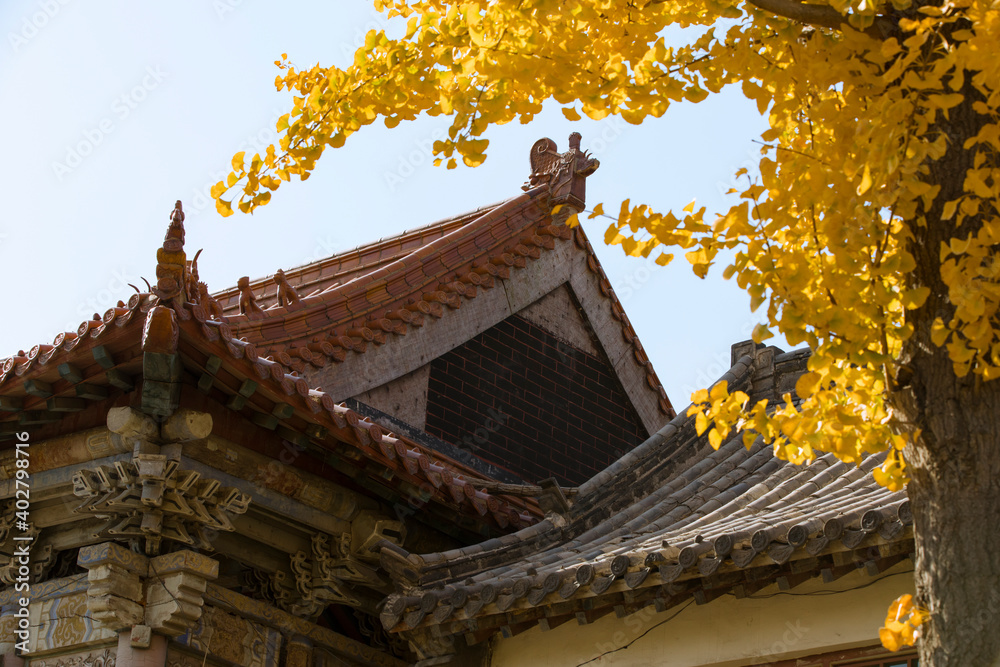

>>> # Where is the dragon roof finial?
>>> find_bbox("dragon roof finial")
[522,134,599,211]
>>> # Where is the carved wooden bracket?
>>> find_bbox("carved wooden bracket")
[73,449,251,556]
[77,542,219,637]
[89,407,236,556]
[288,533,364,616]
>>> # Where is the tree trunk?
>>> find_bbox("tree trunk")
[894,62,1000,664]
[900,350,1000,665]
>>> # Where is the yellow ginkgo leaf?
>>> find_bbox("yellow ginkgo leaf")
[695,411,709,435]
[215,198,234,218]
[795,372,822,398]
[857,164,873,195]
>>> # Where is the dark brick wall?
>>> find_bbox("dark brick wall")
[424,315,648,486]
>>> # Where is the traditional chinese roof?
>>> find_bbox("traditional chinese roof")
[0,220,540,541]
[0,133,673,541]
[376,342,913,654]
[199,138,674,425]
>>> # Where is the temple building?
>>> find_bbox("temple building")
[1,135,915,666]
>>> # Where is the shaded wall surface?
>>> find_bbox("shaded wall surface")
[425,315,647,485]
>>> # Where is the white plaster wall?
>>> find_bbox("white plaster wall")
[517,284,600,357]
[351,364,431,429]
[489,563,913,667]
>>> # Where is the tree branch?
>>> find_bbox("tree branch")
[745,0,845,29]
[742,0,894,38]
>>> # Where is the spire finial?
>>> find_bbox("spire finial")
[154,200,188,303]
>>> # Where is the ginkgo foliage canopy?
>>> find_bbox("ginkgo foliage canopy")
[213,0,1000,663]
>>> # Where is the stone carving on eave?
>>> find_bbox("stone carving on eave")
[67,406,250,557]
[240,511,403,620]
[0,497,57,585]
[30,648,117,667]
[66,402,405,631]
[63,412,403,646]
[72,454,251,556]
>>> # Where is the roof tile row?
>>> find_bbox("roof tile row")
[377,349,909,640]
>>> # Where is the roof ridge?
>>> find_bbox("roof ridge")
[210,199,511,308]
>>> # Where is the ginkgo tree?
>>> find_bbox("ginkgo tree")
[212,0,1000,663]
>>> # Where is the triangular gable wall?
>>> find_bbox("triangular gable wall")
[353,284,649,485]
[423,307,646,486]
[517,284,602,356]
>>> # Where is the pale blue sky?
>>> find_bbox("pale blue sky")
[0,1,773,406]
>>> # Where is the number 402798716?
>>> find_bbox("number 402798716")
[14,431,30,524]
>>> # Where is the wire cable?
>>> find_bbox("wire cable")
[573,600,695,667]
